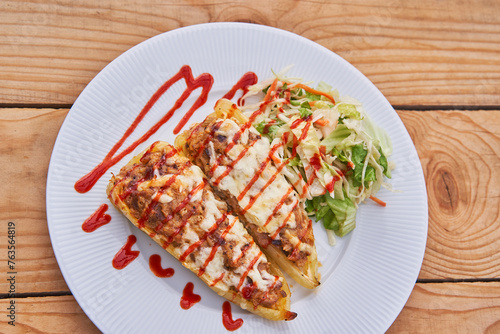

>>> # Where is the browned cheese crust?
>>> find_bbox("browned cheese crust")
[106,142,296,318]
[177,107,319,289]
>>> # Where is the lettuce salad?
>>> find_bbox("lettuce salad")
[239,71,394,245]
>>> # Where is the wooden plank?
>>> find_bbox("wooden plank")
[1,0,499,106]
[0,108,70,293]
[387,282,500,333]
[0,295,100,333]
[0,282,498,333]
[397,109,500,279]
[0,107,498,293]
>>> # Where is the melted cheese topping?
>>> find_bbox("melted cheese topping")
[144,151,278,293]
[211,119,300,239]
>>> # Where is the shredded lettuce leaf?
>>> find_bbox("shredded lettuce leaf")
[238,72,393,245]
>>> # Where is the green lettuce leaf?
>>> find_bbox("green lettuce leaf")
[324,192,356,236]
[379,147,391,178]
[320,124,351,152]
[338,104,362,120]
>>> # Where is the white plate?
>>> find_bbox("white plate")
[47,23,427,334]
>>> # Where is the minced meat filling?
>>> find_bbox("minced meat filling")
[182,115,314,271]
[111,144,285,308]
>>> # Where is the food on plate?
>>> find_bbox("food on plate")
[176,99,320,289]
[236,72,394,245]
[106,141,296,321]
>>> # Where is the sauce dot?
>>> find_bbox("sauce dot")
[222,301,244,331]
[82,204,111,232]
[112,235,140,270]
[149,254,174,278]
[180,282,201,310]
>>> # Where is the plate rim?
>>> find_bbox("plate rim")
[46,22,428,334]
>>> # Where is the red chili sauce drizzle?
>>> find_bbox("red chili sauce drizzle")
[237,252,262,290]
[241,284,256,300]
[223,72,258,106]
[180,282,201,310]
[198,216,237,277]
[309,153,322,171]
[263,187,294,228]
[148,254,174,278]
[212,139,258,186]
[71,68,268,330]
[222,301,244,331]
[179,213,228,262]
[82,204,111,232]
[237,141,283,202]
[112,235,140,270]
[196,89,310,246]
[74,65,214,194]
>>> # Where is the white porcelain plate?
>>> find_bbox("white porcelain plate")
[46,23,428,334]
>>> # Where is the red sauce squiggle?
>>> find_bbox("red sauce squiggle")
[149,254,174,278]
[241,157,291,217]
[180,282,201,310]
[198,216,237,277]
[292,134,298,158]
[233,240,253,264]
[136,161,192,229]
[290,118,303,129]
[212,139,258,186]
[236,251,262,290]
[139,141,160,162]
[289,218,313,260]
[262,187,294,228]
[109,164,140,203]
[117,144,175,202]
[137,190,164,228]
[156,179,205,233]
[218,102,268,161]
[300,121,312,141]
[223,72,258,106]
[254,276,279,309]
[210,273,225,287]
[301,167,318,199]
[237,141,283,202]
[112,235,140,269]
[271,200,299,240]
[241,283,256,300]
[82,204,111,232]
[222,301,244,331]
[192,121,224,161]
[310,152,322,172]
[179,213,228,262]
[326,175,341,193]
[74,65,214,194]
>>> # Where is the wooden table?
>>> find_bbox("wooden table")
[1,0,499,332]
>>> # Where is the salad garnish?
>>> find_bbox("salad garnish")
[238,69,394,245]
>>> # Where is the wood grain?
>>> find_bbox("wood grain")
[397,109,500,279]
[387,282,500,333]
[0,295,100,334]
[1,106,498,293]
[0,283,498,333]
[0,108,69,293]
[1,0,499,106]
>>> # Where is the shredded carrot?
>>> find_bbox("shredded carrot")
[258,78,279,113]
[369,195,386,207]
[319,145,327,155]
[271,154,281,165]
[264,78,279,102]
[292,83,336,104]
[314,118,330,126]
